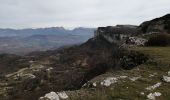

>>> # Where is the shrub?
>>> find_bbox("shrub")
[120,51,148,70]
[145,33,170,46]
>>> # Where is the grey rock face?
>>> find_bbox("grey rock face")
[94,25,138,45]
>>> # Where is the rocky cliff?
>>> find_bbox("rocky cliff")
[138,13,170,34]
[95,25,147,46]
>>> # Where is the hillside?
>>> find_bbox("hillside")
[0,13,170,100]
[66,47,170,100]
[0,28,148,100]
[138,14,170,34]
[0,33,127,100]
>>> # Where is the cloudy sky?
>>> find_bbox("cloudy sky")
[0,0,170,29]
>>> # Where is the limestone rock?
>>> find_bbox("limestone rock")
[40,92,59,100]
[119,76,128,79]
[147,92,161,100]
[140,92,145,95]
[146,82,161,91]
[101,77,118,87]
[163,76,170,82]
[126,37,147,46]
[168,71,170,76]
[129,76,141,82]
[92,82,97,87]
[57,92,68,99]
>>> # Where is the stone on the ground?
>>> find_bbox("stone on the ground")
[147,92,161,100]
[129,76,141,82]
[101,77,118,87]
[46,67,53,71]
[57,92,68,99]
[146,82,161,91]
[40,92,59,100]
[163,76,170,82]
[119,76,128,79]
[82,83,87,87]
[140,92,145,95]
[168,71,170,76]
[149,74,154,77]
[92,82,97,87]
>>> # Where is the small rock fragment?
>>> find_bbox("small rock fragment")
[82,83,87,87]
[40,91,59,100]
[163,76,170,82]
[93,82,97,87]
[119,76,128,79]
[149,73,157,78]
[146,82,161,91]
[101,77,118,87]
[147,92,161,100]
[46,67,53,71]
[168,71,170,76]
[57,92,68,99]
[149,74,155,77]
[140,92,145,95]
[129,76,141,82]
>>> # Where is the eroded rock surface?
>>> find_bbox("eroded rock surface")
[147,92,161,100]
[146,82,162,91]
[40,92,59,100]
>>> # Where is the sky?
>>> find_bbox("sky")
[0,0,170,29]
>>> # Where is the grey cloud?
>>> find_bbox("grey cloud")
[0,0,170,28]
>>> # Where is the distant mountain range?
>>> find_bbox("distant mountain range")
[0,27,96,54]
[0,27,95,37]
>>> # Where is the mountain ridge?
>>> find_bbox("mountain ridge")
[138,13,170,34]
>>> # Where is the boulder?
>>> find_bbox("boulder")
[100,77,118,87]
[146,82,161,91]
[129,76,141,82]
[126,37,147,46]
[147,92,161,100]
[163,76,170,82]
[92,82,97,87]
[57,92,68,99]
[39,92,59,100]
[168,71,170,76]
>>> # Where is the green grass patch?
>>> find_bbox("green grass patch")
[67,46,170,100]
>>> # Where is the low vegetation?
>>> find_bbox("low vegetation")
[145,33,170,46]
[120,51,148,70]
[67,46,170,100]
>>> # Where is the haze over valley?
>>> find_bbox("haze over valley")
[0,27,95,54]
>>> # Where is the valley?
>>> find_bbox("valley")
[0,13,170,100]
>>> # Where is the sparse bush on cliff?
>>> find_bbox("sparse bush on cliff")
[145,33,170,46]
[120,51,148,70]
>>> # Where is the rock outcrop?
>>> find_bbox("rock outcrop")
[95,25,138,45]
[138,13,170,34]
[126,37,147,46]
[147,92,162,100]
[94,25,148,46]
[39,92,60,100]
[39,91,68,100]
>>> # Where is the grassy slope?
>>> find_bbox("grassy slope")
[66,47,170,100]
